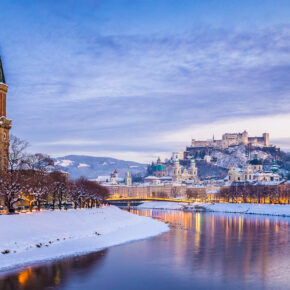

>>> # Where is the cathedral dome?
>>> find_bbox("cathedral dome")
[152,164,166,172]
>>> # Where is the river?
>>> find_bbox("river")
[0,209,289,290]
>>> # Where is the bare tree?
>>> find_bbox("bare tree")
[67,180,80,209]
[49,171,68,210]
[8,135,29,171]
[0,135,29,212]
[27,153,55,172]
[22,170,50,211]
[0,171,25,213]
[68,177,109,208]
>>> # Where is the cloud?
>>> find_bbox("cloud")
[1,2,290,162]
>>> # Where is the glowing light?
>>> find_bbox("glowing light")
[18,268,32,285]
[195,213,201,233]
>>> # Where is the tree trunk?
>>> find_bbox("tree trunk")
[8,207,15,214]
[58,199,62,210]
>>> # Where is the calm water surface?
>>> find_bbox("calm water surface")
[0,209,289,290]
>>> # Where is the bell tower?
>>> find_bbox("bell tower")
[0,57,12,171]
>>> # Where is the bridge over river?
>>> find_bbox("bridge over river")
[106,197,191,207]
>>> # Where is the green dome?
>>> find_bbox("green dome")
[271,161,279,173]
[153,164,166,172]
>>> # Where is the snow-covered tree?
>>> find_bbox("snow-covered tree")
[8,135,29,171]
[22,170,50,211]
[0,171,25,213]
[49,171,68,210]
[67,177,109,209]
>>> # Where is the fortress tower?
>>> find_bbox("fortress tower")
[0,57,12,171]
[263,133,269,147]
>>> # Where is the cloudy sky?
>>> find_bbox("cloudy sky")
[1,0,290,162]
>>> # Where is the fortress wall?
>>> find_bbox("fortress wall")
[191,133,270,149]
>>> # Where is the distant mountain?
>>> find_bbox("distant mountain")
[53,155,147,179]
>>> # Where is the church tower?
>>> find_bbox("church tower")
[0,57,12,171]
[172,157,182,182]
[189,157,198,180]
[125,170,132,186]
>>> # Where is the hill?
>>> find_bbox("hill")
[53,155,147,179]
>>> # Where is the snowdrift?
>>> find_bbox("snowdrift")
[138,201,183,210]
[0,206,169,271]
[190,203,290,216]
[137,201,290,217]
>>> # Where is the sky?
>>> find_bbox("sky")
[0,0,290,163]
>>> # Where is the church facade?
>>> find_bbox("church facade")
[0,57,12,171]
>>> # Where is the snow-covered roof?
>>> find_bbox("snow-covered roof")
[207,190,220,194]
[144,176,158,180]
[187,185,206,189]
[96,176,111,182]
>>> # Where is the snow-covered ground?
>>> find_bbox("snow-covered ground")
[138,202,184,210]
[137,201,290,217]
[0,206,169,272]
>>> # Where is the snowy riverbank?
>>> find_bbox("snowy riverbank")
[0,206,169,271]
[137,201,290,217]
[138,201,184,210]
[188,203,290,216]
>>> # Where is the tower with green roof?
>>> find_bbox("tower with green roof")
[152,157,166,177]
[271,160,279,173]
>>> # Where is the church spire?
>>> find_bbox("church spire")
[0,57,6,84]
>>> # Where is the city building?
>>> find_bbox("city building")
[0,57,11,171]
[172,156,198,182]
[152,157,166,177]
[96,169,124,185]
[228,165,254,182]
[228,156,281,184]
[106,182,187,199]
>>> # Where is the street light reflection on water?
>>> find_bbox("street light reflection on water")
[0,209,289,290]
[130,209,290,288]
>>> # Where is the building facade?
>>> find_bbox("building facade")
[171,157,198,182]
[0,57,11,171]
[228,164,280,183]
[106,183,187,199]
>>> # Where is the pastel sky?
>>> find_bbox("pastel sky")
[1,0,290,162]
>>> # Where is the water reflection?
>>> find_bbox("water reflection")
[0,210,289,290]
[131,209,290,288]
[0,250,108,290]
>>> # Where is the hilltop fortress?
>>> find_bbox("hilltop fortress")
[191,131,270,149]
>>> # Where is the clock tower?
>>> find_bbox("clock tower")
[0,57,12,171]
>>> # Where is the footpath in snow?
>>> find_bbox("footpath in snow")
[0,206,169,272]
[137,201,290,217]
